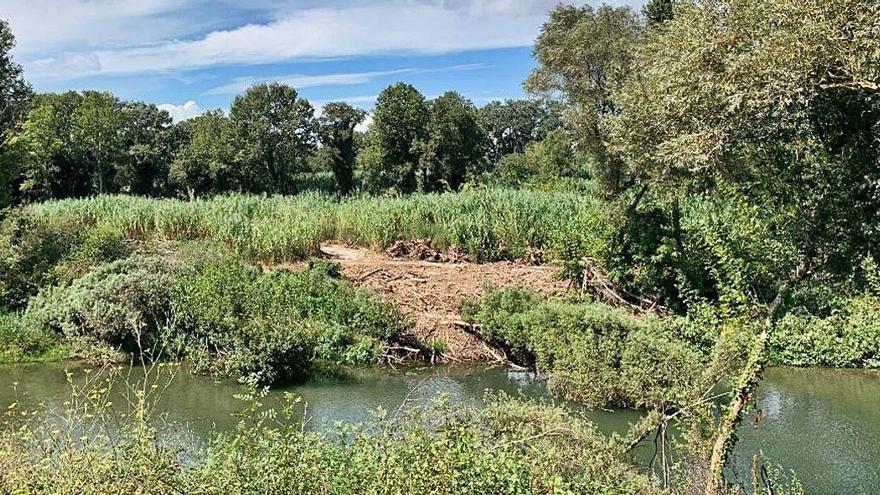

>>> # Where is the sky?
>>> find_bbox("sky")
[2,0,644,122]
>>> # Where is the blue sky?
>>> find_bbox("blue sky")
[3,0,643,121]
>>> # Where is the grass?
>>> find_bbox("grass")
[16,188,613,263]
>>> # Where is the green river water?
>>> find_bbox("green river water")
[1,364,877,494]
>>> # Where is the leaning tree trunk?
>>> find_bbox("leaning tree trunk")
[704,257,811,495]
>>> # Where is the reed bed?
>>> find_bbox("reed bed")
[20,189,613,263]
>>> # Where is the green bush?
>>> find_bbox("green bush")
[53,223,132,284]
[21,256,181,360]
[170,260,406,383]
[0,209,87,309]
[464,288,706,409]
[771,294,880,367]
[17,256,405,381]
[0,311,64,363]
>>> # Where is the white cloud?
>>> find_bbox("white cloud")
[157,100,204,122]
[205,63,489,95]
[355,113,374,133]
[206,69,415,95]
[20,1,557,79]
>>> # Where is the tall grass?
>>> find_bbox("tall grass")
[19,189,613,263]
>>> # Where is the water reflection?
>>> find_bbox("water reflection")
[1,364,878,494]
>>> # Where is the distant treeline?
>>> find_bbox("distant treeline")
[0,25,572,206]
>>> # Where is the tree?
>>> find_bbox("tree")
[317,102,366,195]
[478,99,562,165]
[360,83,429,194]
[643,0,675,26]
[524,128,579,179]
[70,91,124,194]
[116,102,176,195]
[419,92,486,191]
[228,83,316,194]
[608,0,880,283]
[170,110,234,198]
[526,4,642,194]
[6,92,88,202]
[0,20,32,207]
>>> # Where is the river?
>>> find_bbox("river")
[1,363,877,494]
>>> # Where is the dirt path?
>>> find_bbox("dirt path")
[274,244,571,362]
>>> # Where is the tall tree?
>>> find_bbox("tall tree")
[116,102,176,195]
[420,92,486,191]
[170,110,234,198]
[609,0,880,280]
[8,92,88,201]
[360,83,429,194]
[229,83,316,194]
[70,91,124,195]
[0,19,32,207]
[478,99,562,164]
[643,0,675,25]
[317,102,365,195]
[526,4,642,194]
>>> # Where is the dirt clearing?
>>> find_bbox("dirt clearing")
[272,244,571,362]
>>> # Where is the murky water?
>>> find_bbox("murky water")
[1,363,878,494]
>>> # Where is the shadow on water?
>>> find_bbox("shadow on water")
[1,363,878,494]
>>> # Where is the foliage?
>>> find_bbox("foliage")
[0,19,31,208]
[0,372,663,495]
[463,288,706,409]
[478,98,562,164]
[419,91,487,191]
[360,83,429,194]
[171,260,405,383]
[169,110,234,198]
[316,102,366,195]
[1,189,613,266]
[608,0,880,284]
[526,4,642,194]
[0,310,64,363]
[14,253,404,381]
[0,207,89,309]
[771,294,880,368]
[643,0,675,25]
[21,256,181,360]
[5,91,179,201]
[228,83,316,194]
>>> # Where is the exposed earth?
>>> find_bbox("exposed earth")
[270,243,571,362]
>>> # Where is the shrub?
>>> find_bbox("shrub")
[53,223,132,284]
[15,256,405,380]
[171,261,406,383]
[464,288,706,409]
[0,311,64,363]
[771,294,880,367]
[0,209,87,309]
[21,256,181,360]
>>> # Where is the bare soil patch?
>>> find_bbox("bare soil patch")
[271,244,570,362]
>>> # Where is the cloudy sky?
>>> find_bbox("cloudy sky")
[3,0,643,121]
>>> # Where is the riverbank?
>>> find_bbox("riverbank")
[1,363,876,494]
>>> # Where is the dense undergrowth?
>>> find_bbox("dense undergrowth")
[0,366,808,495]
[1,187,878,373]
[4,255,406,383]
[463,287,880,401]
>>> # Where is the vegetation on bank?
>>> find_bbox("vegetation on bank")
[1,187,878,375]
[0,367,807,495]
[0,0,877,492]
[4,256,406,383]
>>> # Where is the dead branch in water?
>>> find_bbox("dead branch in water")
[580,259,667,315]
